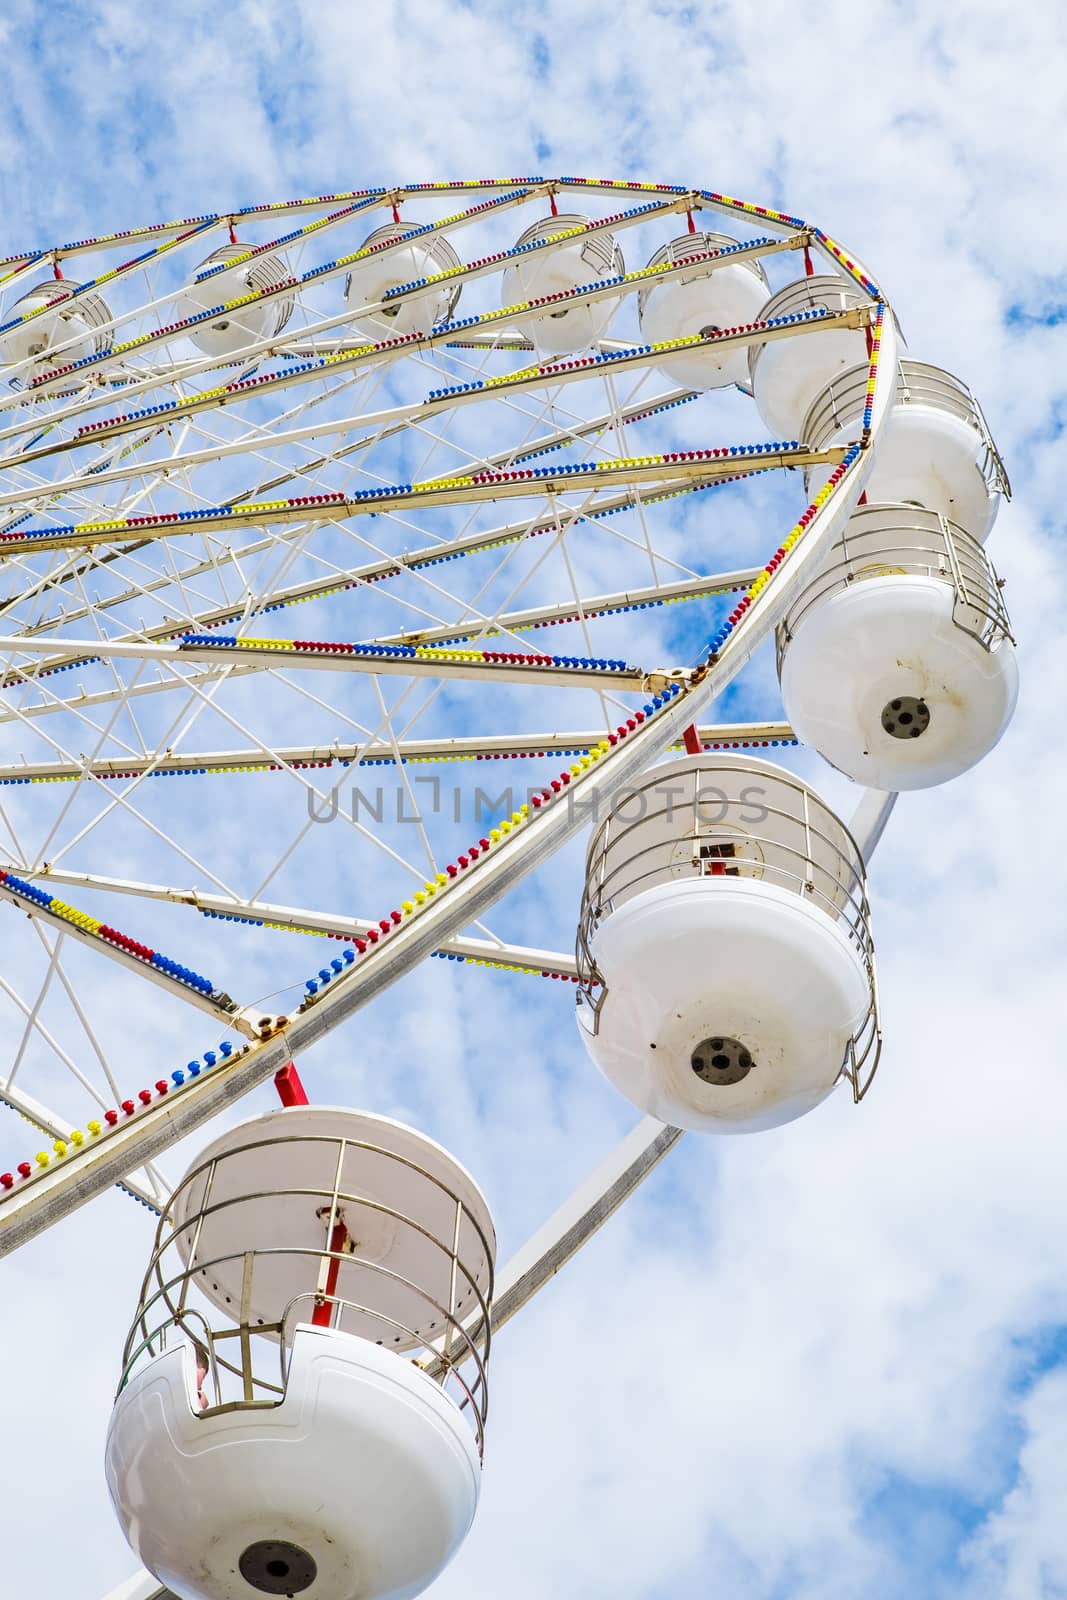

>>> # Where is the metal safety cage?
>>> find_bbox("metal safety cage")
[775,504,1016,674]
[574,761,882,1102]
[343,222,464,324]
[747,277,904,384]
[511,213,625,280]
[636,231,768,316]
[116,1128,495,1456]
[4,277,114,352]
[801,358,1012,500]
[192,244,296,334]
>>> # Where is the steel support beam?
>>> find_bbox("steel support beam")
[0,632,648,693]
[0,720,795,784]
[0,439,843,557]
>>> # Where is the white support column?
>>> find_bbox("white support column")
[100,1573,172,1600]
[492,1116,683,1332]
[849,786,898,859]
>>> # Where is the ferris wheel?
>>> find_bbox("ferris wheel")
[0,175,1016,1600]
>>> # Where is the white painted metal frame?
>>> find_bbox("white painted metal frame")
[0,178,908,1600]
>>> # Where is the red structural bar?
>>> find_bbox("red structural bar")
[274,1060,342,1326]
[313,1217,349,1328]
[274,1062,309,1106]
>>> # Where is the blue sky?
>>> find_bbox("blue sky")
[1,3,1066,1598]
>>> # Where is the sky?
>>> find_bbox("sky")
[2,2,1067,1598]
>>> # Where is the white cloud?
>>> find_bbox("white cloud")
[964,1367,1067,1599]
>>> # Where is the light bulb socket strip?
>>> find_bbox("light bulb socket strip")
[0,868,230,1011]
[4,442,844,559]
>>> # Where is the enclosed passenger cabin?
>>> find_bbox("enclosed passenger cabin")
[778,503,1018,790]
[0,276,112,379]
[179,244,295,358]
[802,359,1008,543]
[105,1105,495,1600]
[575,755,879,1133]
[637,231,769,389]
[749,274,893,438]
[343,222,463,339]
[499,214,623,356]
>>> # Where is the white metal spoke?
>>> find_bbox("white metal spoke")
[5,927,67,1094]
[0,632,650,694]
[1,865,586,978]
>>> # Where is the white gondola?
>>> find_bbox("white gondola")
[105,1105,495,1600]
[0,276,112,377]
[575,756,879,1133]
[778,503,1018,791]
[802,359,1009,543]
[499,213,623,355]
[179,244,295,358]
[749,275,898,437]
[343,222,463,339]
[637,232,768,389]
